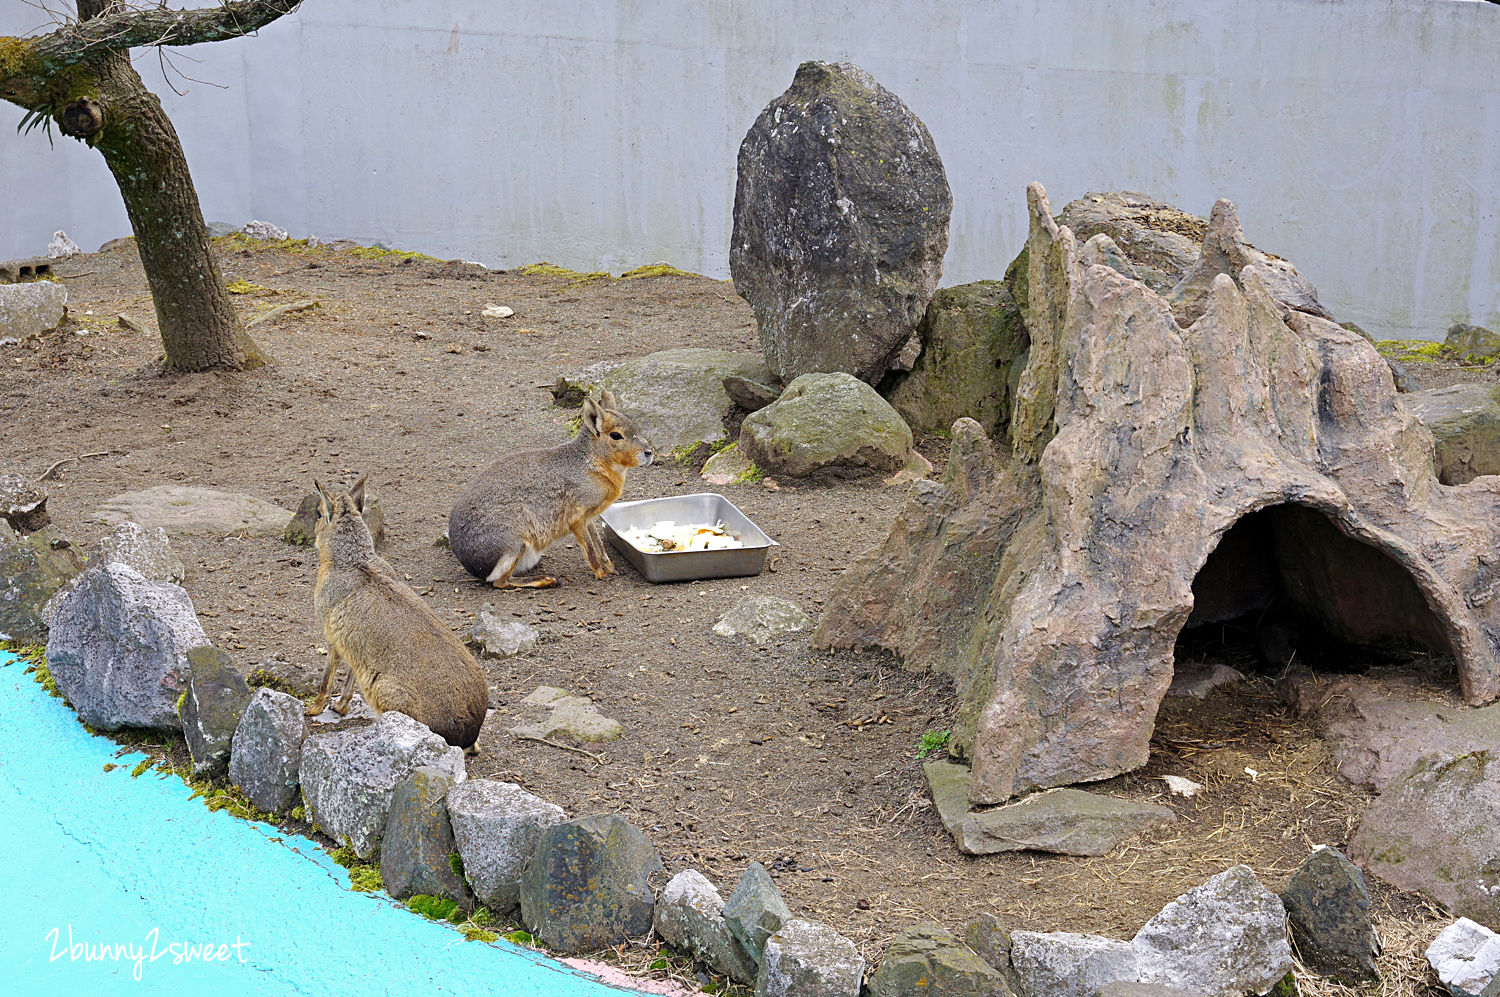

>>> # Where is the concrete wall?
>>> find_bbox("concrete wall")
[2,0,1496,340]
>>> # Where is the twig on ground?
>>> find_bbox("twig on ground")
[38,449,117,480]
[515,734,605,762]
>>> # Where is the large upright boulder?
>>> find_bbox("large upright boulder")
[731,60,951,385]
[44,562,205,730]
[817,183,1500,805]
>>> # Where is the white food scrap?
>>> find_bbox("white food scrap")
[619,520,743,553]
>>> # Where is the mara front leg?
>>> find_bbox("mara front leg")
[573,519,615,579]
[305,646,344,716]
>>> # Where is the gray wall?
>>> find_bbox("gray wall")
[2,0,1497,340]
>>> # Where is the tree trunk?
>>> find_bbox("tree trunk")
[84,49,269,372]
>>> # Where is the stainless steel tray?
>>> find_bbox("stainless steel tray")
[599,493,778,583]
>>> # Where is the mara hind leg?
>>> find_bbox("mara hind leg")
[305,647,344,716]
[333,665,362,715]
[573,520,615,579]
[485,543,558,589]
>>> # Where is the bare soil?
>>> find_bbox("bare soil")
[5,237,1481,994]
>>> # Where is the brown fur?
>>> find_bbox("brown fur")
[308,475,489,753]
[448,390,654,588]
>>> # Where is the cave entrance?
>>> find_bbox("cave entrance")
[1175,503,1455,674]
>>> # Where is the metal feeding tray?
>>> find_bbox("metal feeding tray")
[599,493,778,583]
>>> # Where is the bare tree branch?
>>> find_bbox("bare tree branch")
[21,1,301,77]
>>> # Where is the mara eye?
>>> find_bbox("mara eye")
[610,431,624,440]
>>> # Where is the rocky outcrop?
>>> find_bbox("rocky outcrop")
[883,279,1030,440]
[44,562,204,730]
[730,61,950,385]
[739,372,914,480]
[653,869,759,984]
[0,521,83,643]
[518,814,664,955]
[229,686,306,812]
[1350,749,1500,931]
[446,778,565,915]
[299,711,467,859]
[816,183,1500,805]
[1056,192,1204,296]
[1281,846,1381,983]
[1405,383,1500,484]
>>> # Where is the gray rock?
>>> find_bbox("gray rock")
[1056,191,1204,295]
[44,562,204,730]
[968,788,1176,857]
[1387,358,1420,392]
[1009,931,1138,997]
[712,595,812,644]
[1446,323,1500,363]
[283,488,384,546]
[724,861,793,970]
[1079,233,1143,282]
[446,778,565,914]
[597,348,773,452]
[884,280,1030,440]
[0,521,83,643]
[299,711,467,859]
[46,231,81,258]
[1281,846,1380,983]
[1132,865,1293,996]
[180,645,251,779]
[724,375,781,413]
[866,920,1011,997]
[518,814,665,955]
[1350,750,1500,929]
[95,485,293,538]
[653,869,759,984]
[1406,383,1500,484]
[755,918,864,997]
[229,687,306,812]
[740,372,914,480]
[509,686,621,743]
[0,473,49,532]
[730,60,951,385]
[1426,918,1500,997]
[380,766,474,904]
[1322,684,1500,793]
[964,914,1023,995]
[817,183,1500,806]
[242,219,289,241]
[469,605,540,658]
[924,758,974,834]
[95,522,186,584]
[0,280,67,341]
[1095,985,1194,997]
[700,443,759,486]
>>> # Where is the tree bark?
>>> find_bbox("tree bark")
[0,1,301,372]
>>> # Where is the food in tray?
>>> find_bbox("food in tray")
[617,519,744,553]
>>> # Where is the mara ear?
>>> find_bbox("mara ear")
[581,395,605,437]
[349,473,368,513]
[313,479,333,521]
[598,389,618,411]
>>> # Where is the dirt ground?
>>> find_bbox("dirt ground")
[5,237,1487,994]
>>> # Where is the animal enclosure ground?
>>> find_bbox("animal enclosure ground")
[6,238,1485,994]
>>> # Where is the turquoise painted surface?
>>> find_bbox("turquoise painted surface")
[0,650,636,996]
